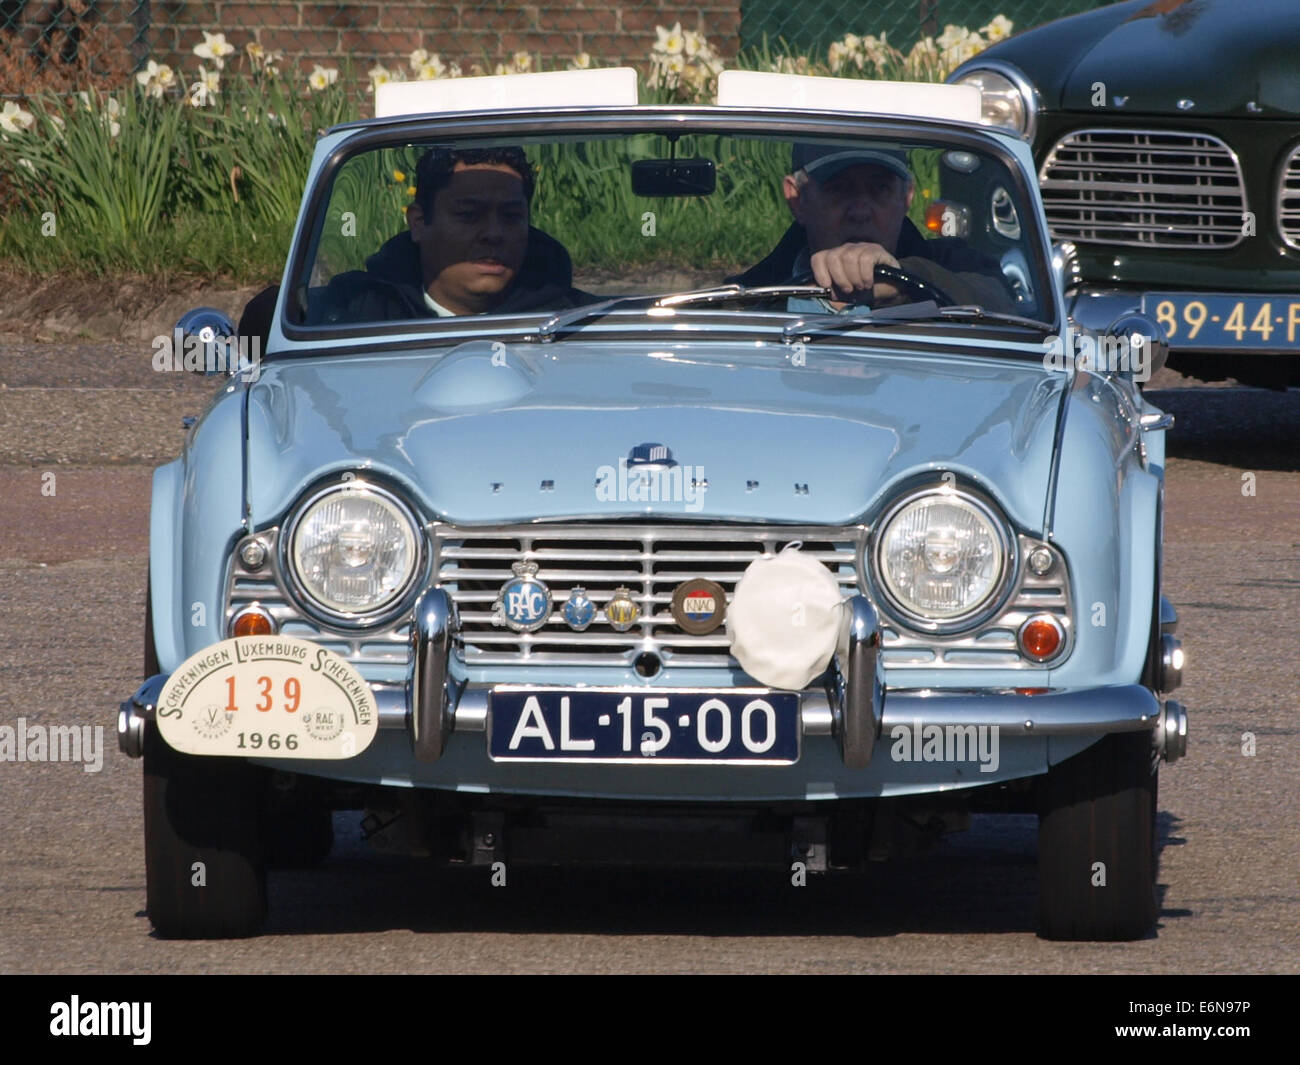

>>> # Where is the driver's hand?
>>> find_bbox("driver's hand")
[809,242,901,307]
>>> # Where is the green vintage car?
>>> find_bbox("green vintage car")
[950,0,1300,388]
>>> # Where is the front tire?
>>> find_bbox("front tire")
[1037,730,1157,941]
[143,724,268,938]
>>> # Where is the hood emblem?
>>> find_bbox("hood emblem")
[493,560,552,633]
[671,578,727,636]
[1177,98,1195,110]
[627,442,677,470]
[561,587,597,632]
[604,587,641,632]
[1113,95,1129,107]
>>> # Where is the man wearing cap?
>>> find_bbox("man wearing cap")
[733,143,1015,312]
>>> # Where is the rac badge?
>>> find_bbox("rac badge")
[604,587,641,632]
[494,560,552,633]
[671,578,727,635]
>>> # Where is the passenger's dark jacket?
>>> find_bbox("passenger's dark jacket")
[237,226,591,349]
[730,218,1015,311]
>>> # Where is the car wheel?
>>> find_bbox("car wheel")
[1037,729,1157,941]
[141,586,267,938]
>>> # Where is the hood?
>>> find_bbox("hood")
[968,0,1300,117]
[245,340,1064,531]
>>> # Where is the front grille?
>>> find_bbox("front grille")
[1277,141,1300,251]
[1039,128,1246,249]
[432,523,866,668]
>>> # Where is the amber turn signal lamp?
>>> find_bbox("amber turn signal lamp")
[231,606,275,637]
[924,201,948,232]
[1018,615,1063,661]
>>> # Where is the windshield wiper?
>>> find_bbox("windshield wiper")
[781,302,1054,341]
[531,284,829,341]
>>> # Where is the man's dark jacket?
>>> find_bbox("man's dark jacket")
[729,218,1015,310]
[237,226,591,348]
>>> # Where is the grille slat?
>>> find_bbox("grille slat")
[1039,128,1247,249]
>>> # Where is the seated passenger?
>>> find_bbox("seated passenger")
[237,146,590,346]
[732,144,1016,313]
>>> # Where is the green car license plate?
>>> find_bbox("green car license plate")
[1142,293,1300,350]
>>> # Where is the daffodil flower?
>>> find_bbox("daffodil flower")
[308,65,339,92]
[0,100,35,134]
[193,31,235,71]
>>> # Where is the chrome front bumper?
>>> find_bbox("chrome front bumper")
[119,590,1188,766]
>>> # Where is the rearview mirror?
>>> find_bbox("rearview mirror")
[631,158,716,197]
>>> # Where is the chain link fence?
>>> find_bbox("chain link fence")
[1,1,1112,96]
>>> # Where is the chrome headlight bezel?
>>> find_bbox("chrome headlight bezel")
[279,477,426,630]
[950,61,1039,143]
[867,482,1017,635]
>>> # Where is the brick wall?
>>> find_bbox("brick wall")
[3,1,742,80]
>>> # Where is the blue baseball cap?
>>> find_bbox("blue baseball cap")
[791,144,912,185]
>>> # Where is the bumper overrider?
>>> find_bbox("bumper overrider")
[119,590,1189,771]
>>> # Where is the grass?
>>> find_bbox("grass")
[0,42,962,284]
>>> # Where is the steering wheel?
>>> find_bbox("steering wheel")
[873,264,956,308]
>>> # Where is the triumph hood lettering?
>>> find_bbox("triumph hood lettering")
[244,344,1063,530]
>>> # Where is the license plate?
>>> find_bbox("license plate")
[1142,293,1300,350]
[488,688,800,764]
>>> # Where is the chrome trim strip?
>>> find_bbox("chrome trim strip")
[410,587,457,762]
[881,684,1159,735]
[394,682,1161,739]
[841,596,883,768]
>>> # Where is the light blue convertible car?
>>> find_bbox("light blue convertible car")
[120,69,1188,941]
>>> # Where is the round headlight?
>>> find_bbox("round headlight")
[873,488,1010,629]
[952,68,1034,139]
[285,481,421,623]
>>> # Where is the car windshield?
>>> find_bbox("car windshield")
[290,123,1054,333]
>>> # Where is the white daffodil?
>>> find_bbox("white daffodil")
[368,63,393,91]
[655,22,685,56]
[860,33,891,70]
[103,96,121,136]
[828,40,849,73]
[417,56,446,80]
[447,62,463,78]
[493,62,509,76]
[982,15,1014,43]
[511,50,532,73]
[135,60,177,98]
[409,48,429,72]
[683,30,706,58]
[567,52,592,70]
[18,157,35,172]
[0,100,34,134]
[189,67,221,107]
[308,65,338,91]
[193,31,235,70]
